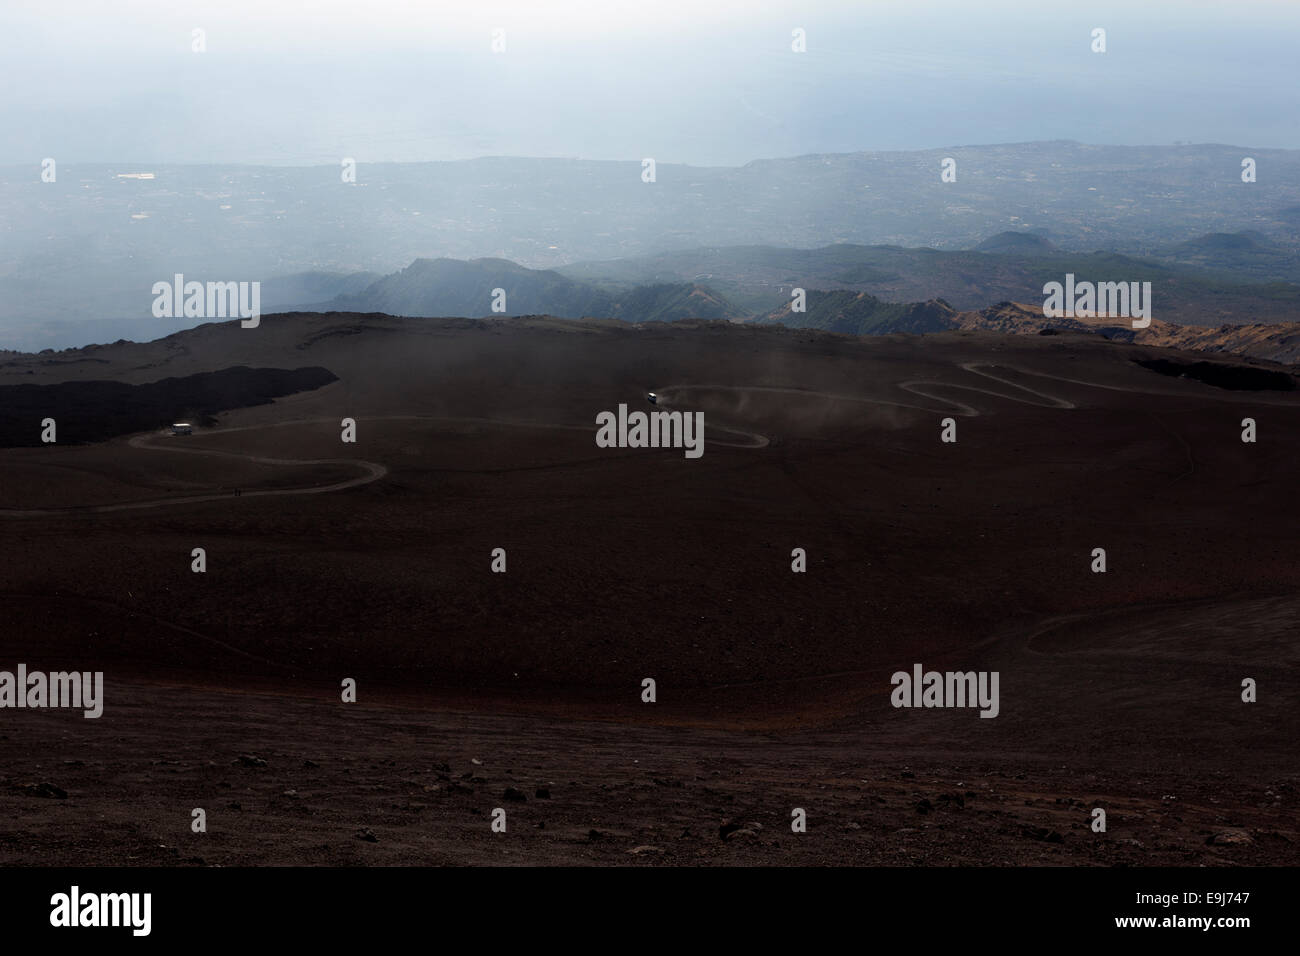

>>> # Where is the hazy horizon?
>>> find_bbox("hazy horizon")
[4,0,1299,166]
[6,136,1298,170]
[3,0,1298,351]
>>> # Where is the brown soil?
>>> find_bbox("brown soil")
[1,315,1296,865]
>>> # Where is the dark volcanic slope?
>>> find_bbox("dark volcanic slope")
[0,314,1296,865]
[3,313,1298,701]
[0,365,337,446]
[1134,357,1295,391]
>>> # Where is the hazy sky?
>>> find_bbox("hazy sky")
[3,0,1299,165]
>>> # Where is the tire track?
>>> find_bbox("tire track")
[0,412,765,518]
[655,362,1077,422]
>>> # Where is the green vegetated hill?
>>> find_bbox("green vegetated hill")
[321,257,747,323]
[1152,231,1300,284]
[757,291,959,335]
[269,227,1300,332]
[607,282,742,322]
[237,230,1300,365]
[330,258,616,317]
[561,232,1300,327]
[972,231,1059,255]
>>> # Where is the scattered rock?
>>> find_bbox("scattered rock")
[355,828,378,843]
[534,787,551,800]
[1022,826,1064,844]
[627,845,663,855]
[1207,828,1252,846]
[719,820,762,840]
[23,782,66,799]
[235,755,267,768]
[502,787,528,803]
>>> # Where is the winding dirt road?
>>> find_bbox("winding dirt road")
[655,362,1079,422]
[0,411,769,517]
[7,362,1285,519]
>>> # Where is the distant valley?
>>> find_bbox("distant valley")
[6,142,1300,349]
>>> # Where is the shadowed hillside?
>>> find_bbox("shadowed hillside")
[0,365,338,446]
